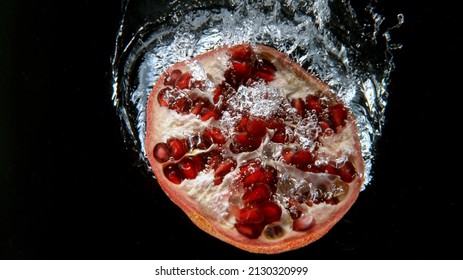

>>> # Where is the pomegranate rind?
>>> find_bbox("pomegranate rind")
[145,44,364,254]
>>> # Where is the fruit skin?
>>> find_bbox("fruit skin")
[145,44,364,254]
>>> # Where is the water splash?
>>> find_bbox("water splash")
[111,0,403,189]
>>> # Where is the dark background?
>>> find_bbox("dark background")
[1,0,461,259]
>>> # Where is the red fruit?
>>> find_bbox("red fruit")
[291,98,305,117]
[259,201,282,223]
[330,103,348,128]
[145,44,364,254]
[239,207,264,224]
[167,138,187,160]
[292,150,313,170]
[242,183,271,205]
[338,161,357,183]
[153,142,170,163]
[245,118,267,138]
[306,95,323,113]
[175,73,192,89]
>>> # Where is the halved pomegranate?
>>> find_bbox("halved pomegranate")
[145,43,364,254]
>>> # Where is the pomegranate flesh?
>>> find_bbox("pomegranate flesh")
[145,44,364,254]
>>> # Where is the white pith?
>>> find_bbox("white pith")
[148,46,361,242]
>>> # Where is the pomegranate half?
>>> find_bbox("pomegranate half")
[145,43,364,254]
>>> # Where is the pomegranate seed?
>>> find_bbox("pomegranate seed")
[233,132,249,147]
[167,138,187,160]
[239,207,264,224]
[232,61,253,82]
[175,73,192,89]
[170,97,192,114]
[204,128,226,145]
[245,118,267,138]
[213,85,223,104]
[206,151,222,170]
[320,164,339,175]
[200,108,220,121]
[243,168,266,186]
[163,164,184,184]
[214,159,236,177]
[263,167,277,188]
[268,120,286,143]
[292,150,313,170]
[178,157,198,180]
[318,121,331,132]
[281,148,294,164]
[157,88,171,107]
[191,98,210,115]
[164,69,182,86]
[234,223,264,239]
[259,201,282,223]
[153,142,170,163]
[242,183,271,205]
[229,44,253,62]
[306,95,323,113]
[338,161,356,183]
[330,104,348,128]
[287,198,303,220]
[291,98,305,117]
[254,70,275,82]
[292,214,315,231]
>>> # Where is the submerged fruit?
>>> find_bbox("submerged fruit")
[145,43,364,254]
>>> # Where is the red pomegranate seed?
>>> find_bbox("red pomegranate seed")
[292,150,313,170]
[170,97,192,114]
[254,70,275,82]
[243,168,266,186]
[259,201,282,223]
[157,88,171,107]
[178,157,198,180]
[306,95,323,113]
[232,132,250,148]
[287,198,303,220]
[239,207,264,224]
[204,128,226,145]
[291,98,305,117]
[292,214,315,232]
[338,161,356,183]
[330,104,348,128]
[229,44,253,62]
[281,148,294,164]
[232,61,253,81]
[234,223,264,239]
[164,69,182,86]
[206,151,222,170]
[163,164,184,184]
[153,142,170,163]
[242,183,271,205]
[320,164,339,175]
[213,84,224,104]
[263,167,277,188]
[167,138,187,160]
[268,120,286,143]
[191,98,210,115]
[200,107,220,121]
[215,159,236,184]
[318,121,331,132]
[245,118,267,138]
[174,73,192,89]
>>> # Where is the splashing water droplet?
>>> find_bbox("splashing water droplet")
[111,0,403,189]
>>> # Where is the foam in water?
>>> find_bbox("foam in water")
[111,0,403,189]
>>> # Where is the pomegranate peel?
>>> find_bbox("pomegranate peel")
[145,43,364,254]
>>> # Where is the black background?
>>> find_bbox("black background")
[1,0,461,259]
